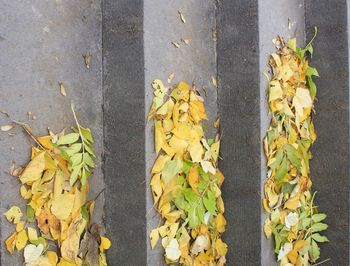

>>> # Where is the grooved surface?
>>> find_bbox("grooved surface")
[217,1,261,264]
[103,0,146,265]
[305,1,349,264]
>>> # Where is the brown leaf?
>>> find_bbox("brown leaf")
[59,82,67,97]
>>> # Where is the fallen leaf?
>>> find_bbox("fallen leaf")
[0,124,14,131]
[51,193,75,220]
[167,73,175,84]
[178,10,186,23]
[15,229,28,251]
[24,244,44,263]
[171,41,180,48]
[59,82,67,97]
[83,53,92,69]
[211,76,217,87]
[4,206,23,224]
[165,239,181,261]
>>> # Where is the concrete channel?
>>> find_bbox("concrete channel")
[1,0,349,265]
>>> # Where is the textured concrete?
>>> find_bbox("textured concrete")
[0,0,103,265]
[305,1,349,264]
[102,0,146,265]
[144,1,217,265]
[1,0,350,265]
[217,1,261,264]
[259,1,305,265]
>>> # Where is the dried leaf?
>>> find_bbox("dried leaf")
[171,41,180,48]
[178,10,186,23]
[167,73,175,84]
[83,53,92,69]
[59,82,67,97]
[0,124,14,131]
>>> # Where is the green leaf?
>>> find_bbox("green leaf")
[285,144,301,170]
[81,206,89,221]
[30,237,46,247]
[302,217,311,229]
[307,76,317,98]
[312,233,329,243]
[80,126,94,143]
[183,188,197,203]
[182,161,192,175]
[312,213,327,223]
[311,222,328,233]
[287,38,296,51]
[83,153,95,168]
[26,205,35,222]
[63,143,82,156]
[306,66,319,77]
[207,138,214,146]
[275,155,288,181]
[57,133,80,145]
[81,167,90,186]
[203,190,217,215]
[269,149,284,170]
[84,142,96,158]
[196,202,205,224]
[310,239,320,261]
[188,207,199,229]
[70,164,82,185]
[162,158,183,184]
[71,153,83,166]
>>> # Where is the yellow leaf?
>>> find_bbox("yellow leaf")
[293,87,313,118]
[152,155,171,174]
[215,213,226,233]
[20,152,46,184]
[5,232,17,254]
[187,142,204,163]
[16,221,25,232]
[269,80,283,101]
[51,193,75,220]
[284,194,300,210]
[263,218,272,238]
[215,238,228,257]
[37,135,54,150]
[200,160,216,175]
[188,166,200,194]
[4,206,23,224]
[28,227,38,241]
[100,236,112,252]
[150,229,160,249]
[210,141,220,162]
[20,185,32,199]
[15,229,28,251]
[57,258,76,266]
[150,173,163,203]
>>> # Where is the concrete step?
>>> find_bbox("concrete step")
[1,0,349,265]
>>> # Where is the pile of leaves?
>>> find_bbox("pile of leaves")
[263,29,328,265]
[4,105,111,265]
[148,80,227,265]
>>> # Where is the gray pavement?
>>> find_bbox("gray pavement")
[1,0,349,265]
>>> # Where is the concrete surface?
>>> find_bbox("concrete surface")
[144,1,217,265]
[259,1,305,265]
[0,0,103,265]
[1,0,349,265]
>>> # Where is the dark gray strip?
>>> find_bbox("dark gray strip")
[305,1,349,264]
[102,0,146,265]
[217,1,261,264]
